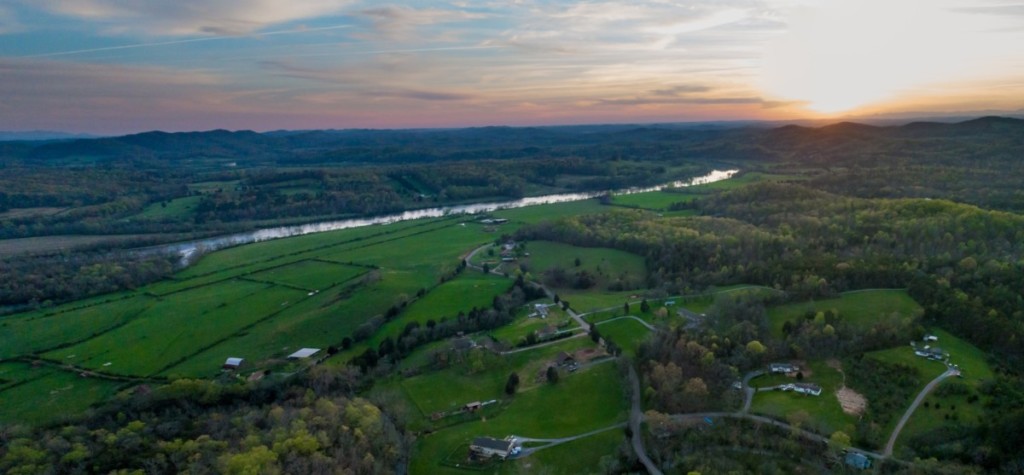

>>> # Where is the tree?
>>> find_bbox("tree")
[590,327,602,343]
[546,366,559,384]
[640,299,650,313]
[505,372,520,395]
[829,430,852,451]
[482,263,490,274]
[745,340,766,355]
[624,302,630,314]
[574,257,581,267]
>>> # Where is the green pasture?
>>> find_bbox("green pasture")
[134,196,202,220]
[409,362,628,475]
[492,199,608,225]
[750,360,855,436]
[522,241,646,290]
[46,281,304,376]
[247,260,368,291]
[595,317,654,357]
[768,289,922,338]
[178,218,439,278]
[0,363,124,425]
[0,296,152,359]
[612,190,697,210]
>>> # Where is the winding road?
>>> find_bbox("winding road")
[594,315,662,333]
[884,367,960,456]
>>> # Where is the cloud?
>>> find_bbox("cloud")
[30,0,356,36]
[0,6,24,34]
[354,5,487,41]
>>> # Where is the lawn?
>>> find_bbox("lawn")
[767,289,922,338]
[749,360,856,436]
[595,317,654,357]
[506,427,625,474]
[247,259,369,291]
[409,362,628,475]
[488,310,576,348]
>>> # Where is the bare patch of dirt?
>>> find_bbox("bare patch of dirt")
[837,386,868,416]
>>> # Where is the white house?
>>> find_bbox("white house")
[470,437,514,459]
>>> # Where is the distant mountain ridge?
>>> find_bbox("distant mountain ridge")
[3,116,1022,166]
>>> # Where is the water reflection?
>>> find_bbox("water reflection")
[165,169,738,265]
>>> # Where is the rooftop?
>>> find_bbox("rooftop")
[472,437,513,451]
[287,348,321,359]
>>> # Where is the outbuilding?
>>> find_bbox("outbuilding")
[223,357,244,370]
[287,348,321,359]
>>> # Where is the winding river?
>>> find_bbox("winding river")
[164,169,738,265]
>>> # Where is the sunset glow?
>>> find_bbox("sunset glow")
[1,0,1023,133]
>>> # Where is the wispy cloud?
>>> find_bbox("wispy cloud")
[23,24,354,58]
[29,0,357,36]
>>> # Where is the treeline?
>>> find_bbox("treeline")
[0,250,178,308]
[0,371,407,475]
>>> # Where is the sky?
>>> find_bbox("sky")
[1,0,1023,134]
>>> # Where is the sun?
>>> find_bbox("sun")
[760,0,1002,115]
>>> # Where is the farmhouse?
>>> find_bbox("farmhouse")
[452,337,477,351]
[793,383,822,396]
[287,348,321,359]
[464,401,482,412]
[769,362,799,374]
[534,303,550,318]
[222,357,244,370]
[556,351,576,367]
[469,437,514,459]
[914,346,945,360]
[845,452,873,470]
[781,383,822,396]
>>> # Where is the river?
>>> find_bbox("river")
[164,169,739,265]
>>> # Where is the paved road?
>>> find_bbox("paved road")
[627,365,664,475]
[740,370,764,414]
[512,423,627,457]
[884,367,960,456]
[595,315,662,332]
[499,331,586,355]
[663,411,885,460]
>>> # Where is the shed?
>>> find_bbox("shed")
[223,357,244,370]
[287,348,321,359]
[845,452,872,469]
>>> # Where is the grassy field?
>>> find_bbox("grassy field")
[611,190,697,210]
[409,362,628,475]
[767,289,922,338]
[0,296,151,359]
[46,281,305,376]
[246,259,369,291]
[749,360,856,436]
[514,428,625,474]
[522,241,646,291]
[488,308,575,347]
[595,317,653,357]
[0,362,125,425]
[134,196,202,220]
[892,328,995,447]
